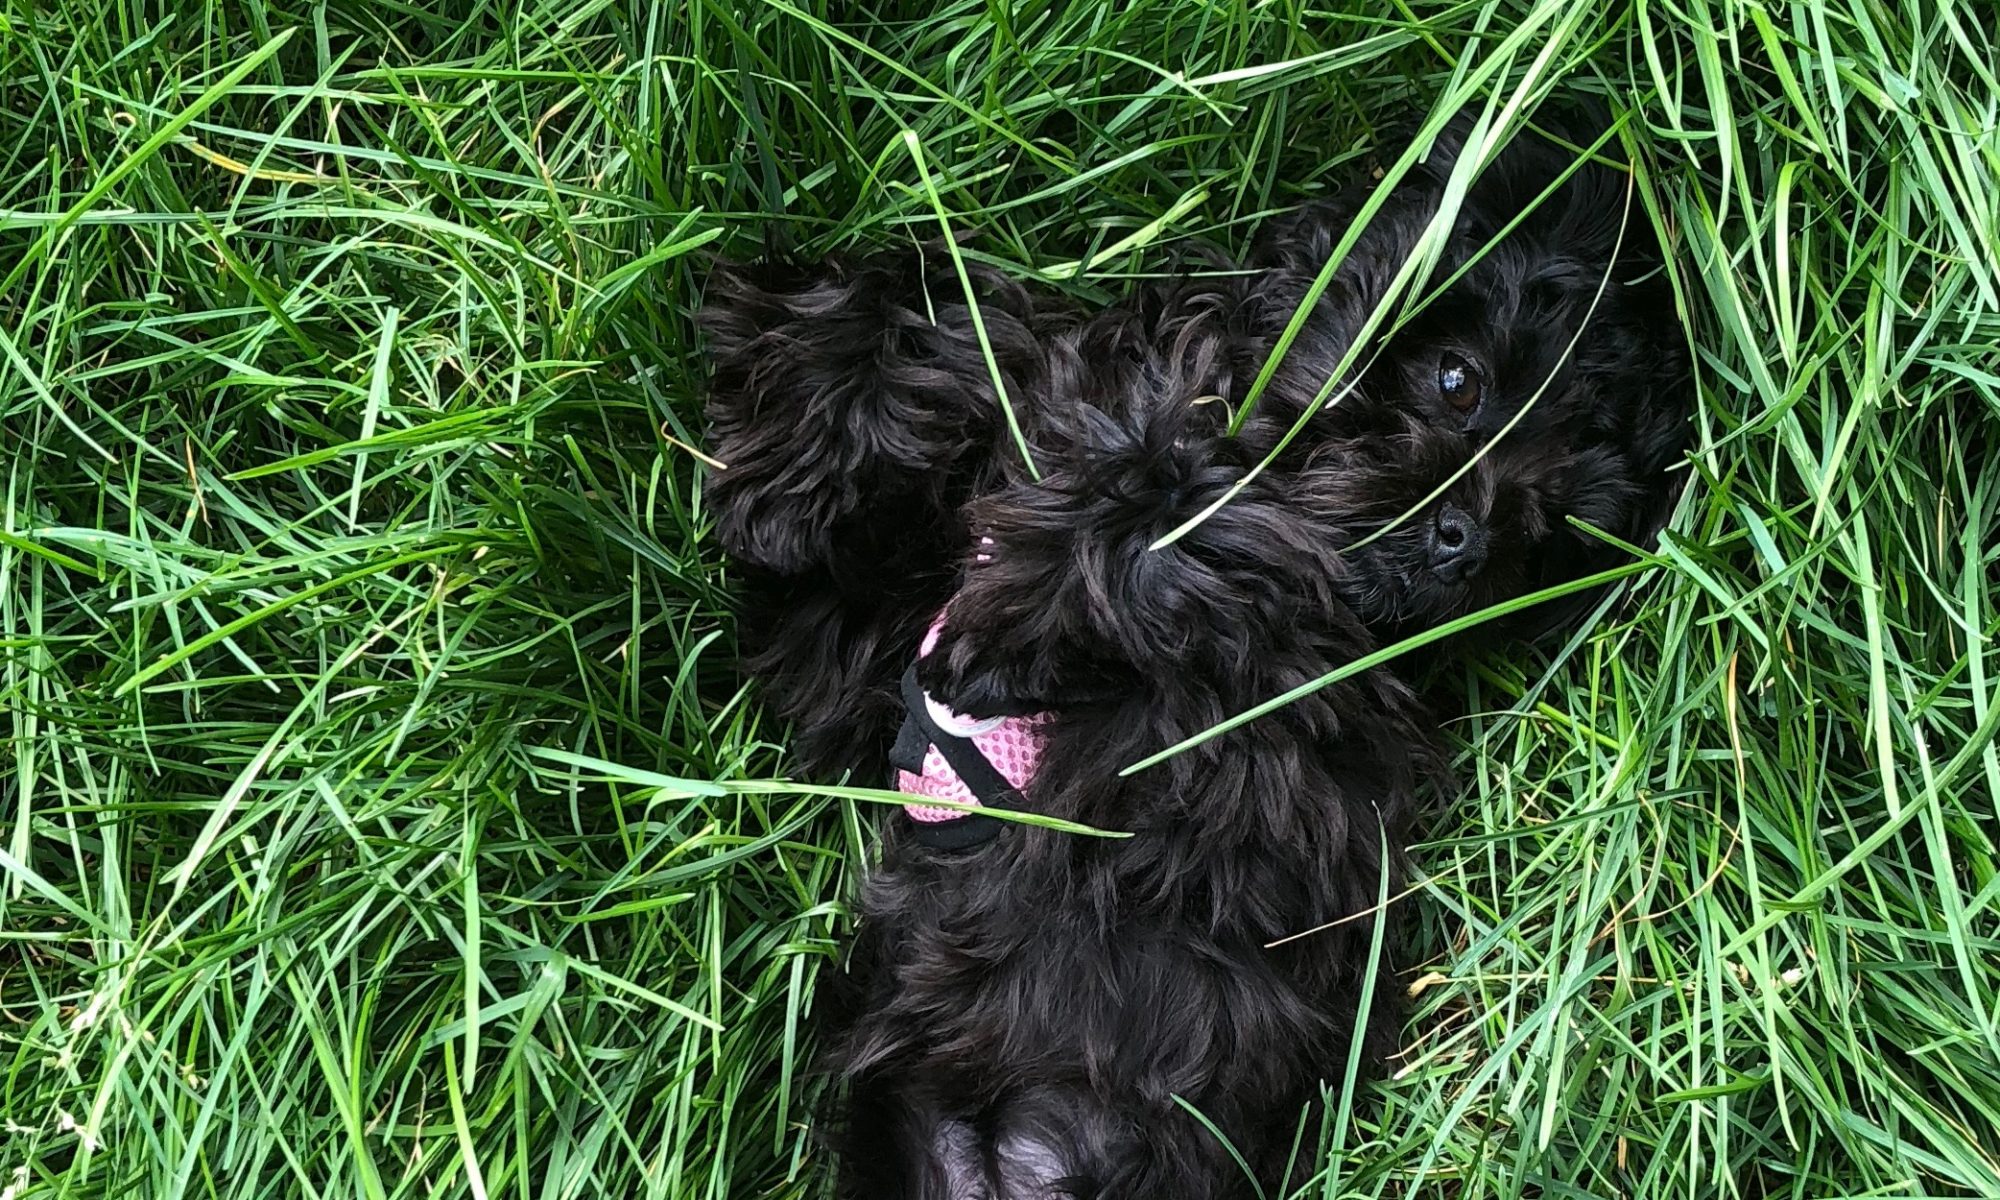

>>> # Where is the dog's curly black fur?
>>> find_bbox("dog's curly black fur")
[701,118,1690,1198]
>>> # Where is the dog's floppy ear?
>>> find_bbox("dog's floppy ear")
[918,404,1355,716]
[698,250,1056,575]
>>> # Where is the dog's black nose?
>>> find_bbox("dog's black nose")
[1427,505,1489,582]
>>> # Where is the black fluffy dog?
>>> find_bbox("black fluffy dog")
[701,119,1689,1198]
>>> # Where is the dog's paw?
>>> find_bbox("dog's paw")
[705,464,857,577]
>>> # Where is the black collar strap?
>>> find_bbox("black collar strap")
[887,665,1026,850]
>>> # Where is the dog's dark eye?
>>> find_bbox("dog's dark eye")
[1437,352,1483,414]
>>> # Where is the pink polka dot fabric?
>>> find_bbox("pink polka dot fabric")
[896,716,1047,823]
[897,599,1048,824]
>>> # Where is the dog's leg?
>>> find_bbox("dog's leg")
[700,251,1062,769]
[700,250,1058,577]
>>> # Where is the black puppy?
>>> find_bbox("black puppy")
[701,120,1689,1198]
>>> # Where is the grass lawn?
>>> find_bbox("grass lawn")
[3,0,1998,1196]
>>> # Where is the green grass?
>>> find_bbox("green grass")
[2,0,1996,1197]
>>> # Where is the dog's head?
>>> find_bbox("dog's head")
[1284,421,1651,633]
[1252,116,1693,637]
